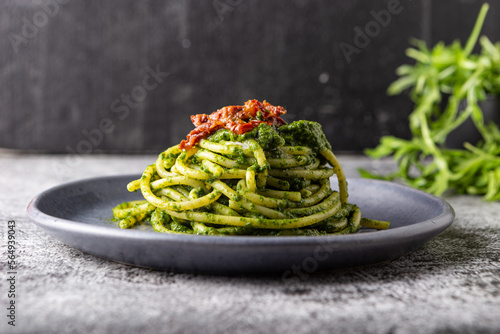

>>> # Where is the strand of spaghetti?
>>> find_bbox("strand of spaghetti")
[210,180,287,219]
[288,179,331,208]
[239,180,292,209]
[268,168,334,179]
[113,201,155,219]
[174,149,214,180]
[164,197,341,229]
[199,140,251,156]
[326,206,360,235]
[302,157,321,170]
[112,200,147,212]
[191,222,217,235]
[287,191,340,215]
[256,170,268,188]
[150,175,207,191]
[155,145,182,178]
[267,156,311,168]
[243,140,268,168]
[214,226,254,235]
[318,206,358,234]
[319,217,349,233]
[331,203,354,220]
[299,188,313,198]
[279,146,313,155]
[360,217,390,230]
[188,188,200,199]
[211,202,241,216]
[266,151,294,160]
[349,207,361,232]
[246,169,257,193]
[140,164,222,211]
[230,199,288,219]
[170,217,194,233]
[219,168,247,179]
[201,159,224,177]
[244,139,269,187]
[162,145,182,169]
[195,149,246,169]
[257,189,301,202]
[119,215,139,229]
[177,185,192,198]
[320,148,348,204]
[156,154,174,178]
[278,229,327,236]
[301,179,312,188]
[150,209,174,233]
[157,187,189,202]
[126,180,141,192]
[304,184,320,193]
[191,223,254,236]
[266,176,290,190]
[181,160,246,180]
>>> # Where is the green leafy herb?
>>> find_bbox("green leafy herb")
[362,3,500,200]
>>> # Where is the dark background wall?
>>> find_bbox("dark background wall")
[1,0,499,153]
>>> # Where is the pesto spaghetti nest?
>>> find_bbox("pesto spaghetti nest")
[112,101,389,235]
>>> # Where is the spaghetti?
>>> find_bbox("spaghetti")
[113,100,390,235]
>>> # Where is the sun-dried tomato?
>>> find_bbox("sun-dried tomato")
[179,100,286,150]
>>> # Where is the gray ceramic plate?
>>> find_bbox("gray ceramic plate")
[27,175,455,275]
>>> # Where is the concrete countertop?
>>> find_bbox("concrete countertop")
[1,152,499,334]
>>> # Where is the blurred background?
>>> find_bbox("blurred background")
[1,0,499,153]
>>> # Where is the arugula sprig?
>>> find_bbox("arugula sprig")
[362,3,500,200]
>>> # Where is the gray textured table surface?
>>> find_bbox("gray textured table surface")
[1,152,499,334]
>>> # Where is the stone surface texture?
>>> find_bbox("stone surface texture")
[0,153,499,334]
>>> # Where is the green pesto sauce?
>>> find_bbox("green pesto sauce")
[207,128,238,142]
[288,177,309,191]
[205,120,330,153]
[239,123,285,150]
[278,120,332,153]
[166,152,177,160]
[192,188,206,198]
[170,220,191,233]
